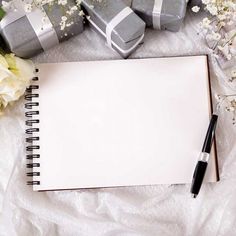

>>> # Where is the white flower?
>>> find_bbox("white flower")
[71,6,78,11]
[58,0,67,6]
[24,3,33,13]
[206,5,218,15]
[1,1,11,11]
[202,17,212,29]
[226,106,235,112]
[218,45,232,60]
[233,14,236,22]
[60,16,67,30]
[42,16,49,24]
[231,69,236,78]
[0,54,35,112]
[79,10,84,16]
[218,14,226,21]
[202,0,210,4]
[218,21,226,27]
[212,32,221,41]
[227,20,234,26]
[61,16,67,21]
[66,5,78,15]
[192,6,200,13]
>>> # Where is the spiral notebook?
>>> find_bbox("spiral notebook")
[25,56,219,191]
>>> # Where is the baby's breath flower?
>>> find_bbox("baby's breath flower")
[212,32,221,41]
[218,45,231,60]
[227,20,234,26]
[231,69,236,79]
[201,17,212,29]
[58,0,67,6]
[4,0,84,32]
[60,15,67,30]
[195,0,236,65]
[41,16,48,24]
[1,1,11,11]
[218,14,226,21]
[61,16,67,21]
[194,1,236,125]
[206,4,218,15]
[192,6,200,13]
[216,94,236,125]
[202,0,210,4]
[79,10,84,16]
[24,3,33,13]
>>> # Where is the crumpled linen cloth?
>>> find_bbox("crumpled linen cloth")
[0,9,236,236]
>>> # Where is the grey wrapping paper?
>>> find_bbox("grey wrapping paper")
[132,0,187,32]
[188,0,203,7]
[81,0,145,58]
[122,0,132,7]
[0,0,84,58]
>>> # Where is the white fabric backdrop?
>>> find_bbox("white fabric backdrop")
[0,8,236,236]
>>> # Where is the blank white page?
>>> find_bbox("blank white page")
[34,56,218,191]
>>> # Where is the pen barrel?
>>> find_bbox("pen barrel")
[202,114,218,153]
[190,161,208,196]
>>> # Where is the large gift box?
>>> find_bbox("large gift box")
[131,0,187,32]
[0,0,84,58]
[81,0,146,58]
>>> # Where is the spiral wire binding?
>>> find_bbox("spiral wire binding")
[25,69,40,186]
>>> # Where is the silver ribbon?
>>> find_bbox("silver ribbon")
[152,0,163,30]
[106,7,133,48]
[87,15,144,57]
[27,8,59,51]
[0,0,59,51]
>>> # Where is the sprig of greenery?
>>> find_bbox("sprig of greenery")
[0,7,5,20]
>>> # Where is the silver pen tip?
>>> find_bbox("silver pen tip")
[191,194,197,198]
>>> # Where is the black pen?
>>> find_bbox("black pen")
[190,114,218,198]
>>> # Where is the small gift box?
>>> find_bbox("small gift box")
[81,0,146,58]
[131,0,187,32]
[0,0,84,58]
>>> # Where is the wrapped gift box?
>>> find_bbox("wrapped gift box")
[81,0,146,58]
[131,0,187,32]
[0,0,84,58]
[188,0,203,7]
[123,0,132,7]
